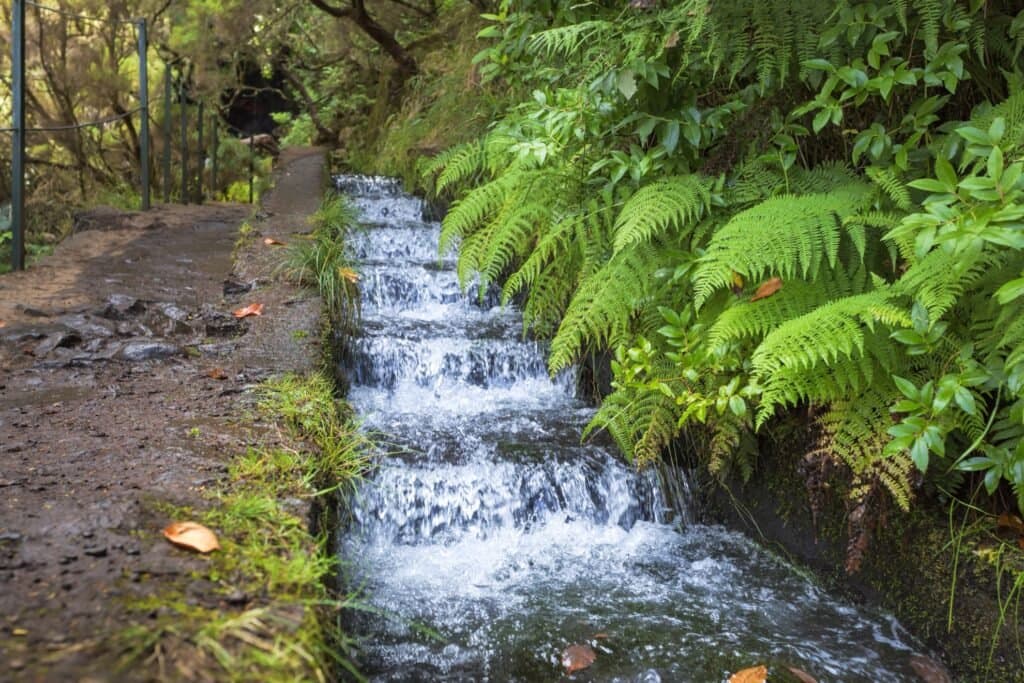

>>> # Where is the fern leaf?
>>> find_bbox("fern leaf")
[612,175,712,254]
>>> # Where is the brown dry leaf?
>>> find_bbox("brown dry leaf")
[787,666,818,683]
[338,267,360,284]
[561,643,596,674]
[729,664,768,683]
[665,31,680,48]
[206,368,228,380]
[592,632,610,640]
[233,303,264,319]
[751,277,783,302]
[163,521,220,554]
[909,654,952,683]
[263,237,286,246]
[996,512,1024,535]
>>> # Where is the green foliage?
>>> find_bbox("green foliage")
[417,0,1024,575]
[281,195,361,331]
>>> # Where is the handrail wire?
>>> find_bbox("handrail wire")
[25,0,139,26]
[0,107,144,133]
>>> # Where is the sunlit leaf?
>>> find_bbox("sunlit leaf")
[729,664,767,683]
[233,303,265,318]
[163,521,220,554]
[562,643,596,674]
[750,277,783,302]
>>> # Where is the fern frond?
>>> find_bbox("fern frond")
[434,140,486,195]
[612,175,712,253]
[550,244,671,373]
[865,166,912,210]
[752,291,910,423]
[585,376,679,466]
[693,188,871,307]
[529,21,615,59]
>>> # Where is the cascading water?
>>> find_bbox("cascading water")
[336,176,924,682]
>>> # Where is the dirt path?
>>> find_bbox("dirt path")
[0,148,328,681]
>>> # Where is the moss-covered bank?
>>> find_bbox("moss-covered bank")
[707,425,1024,682]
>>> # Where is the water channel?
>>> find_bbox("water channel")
[335,176,924,682]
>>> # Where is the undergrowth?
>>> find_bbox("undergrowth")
[118,373,372,682]
[281,195,361,333]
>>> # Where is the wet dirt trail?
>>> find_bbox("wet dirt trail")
[0,148,326,681]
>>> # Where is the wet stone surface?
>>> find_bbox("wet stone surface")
[0,150,327,681]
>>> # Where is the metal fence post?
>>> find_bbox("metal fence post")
[11,0,26,271]
[211,113,219,200]
[180,85,188,204]
[137,19,150,211]
[248,136,255,204]
[195,102,204,204]
[162,65,171,202]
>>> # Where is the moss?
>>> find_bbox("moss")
[116,372,371,682]
[712,436,1024,682]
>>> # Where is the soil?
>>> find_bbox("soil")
[0,148,328,681]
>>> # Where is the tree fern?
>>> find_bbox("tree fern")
[612,175,712,254]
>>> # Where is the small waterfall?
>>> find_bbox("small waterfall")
[336,175,921,682]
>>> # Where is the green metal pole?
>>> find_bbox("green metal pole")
[195,102,204,204]
[211,114,219,200]
[11,0,26,270]
[180,85,189,204]
[137,20,150,211]
[248,136,255,204]
[162,65,172,203]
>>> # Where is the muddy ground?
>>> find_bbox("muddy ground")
[0,149,328,681]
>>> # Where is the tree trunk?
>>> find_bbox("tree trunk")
[308,0,418,78]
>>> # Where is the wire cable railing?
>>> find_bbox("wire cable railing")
[5,0,257,272]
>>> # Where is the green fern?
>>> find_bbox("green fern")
[693,188,872,308]
[549,244,672,373]
[612,175,712,254]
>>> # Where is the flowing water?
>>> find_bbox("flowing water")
[335,176,923,682]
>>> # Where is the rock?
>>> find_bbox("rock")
[34,329,81,356]
[118,342,183,362]
[203,310,245,338]
[101,294,144,320]
[58,314,115,339]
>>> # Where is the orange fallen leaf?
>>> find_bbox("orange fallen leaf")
[996,513,1024,535]
[751,277,783,302]
[592,632,609,640]
[338,267,360,284]
[263,237,286,246]
[729,665,767,683]
[561,643,596,674]
[0,320,6,328]
[163,521,220,554]
[233,303,264,319]
[787,666,818,683]
[206,368,228,380]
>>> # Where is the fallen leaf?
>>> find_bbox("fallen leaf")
[996,512,1024,535]
[206,368,228,380]
[12,628,27,637]
[263,237,286,246]
[561,643,596,674]
[909,654,952,683]
[163,521,220,554]
[338,267,360,283]
[233,303,264,319]
[729,665,767,683]
[665,31,680,48]
[0,320,6,328]
[592,632,609,640]
[751,277,783,302]
[787,666,818,683]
